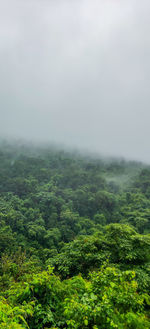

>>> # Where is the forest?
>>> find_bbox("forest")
[0,140,150,328]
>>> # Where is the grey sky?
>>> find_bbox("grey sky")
[0,0,150,162]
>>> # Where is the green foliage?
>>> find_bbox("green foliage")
[105,224,150,264]
[0,141,150,327]
[64,266,150,328]
[0,298,33,328]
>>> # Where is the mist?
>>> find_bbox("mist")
[0,0,150,162]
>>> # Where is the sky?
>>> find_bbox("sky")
[0,0,150,162]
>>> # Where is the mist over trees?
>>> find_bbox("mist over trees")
[0,141,150,328]
[0,0,150,327]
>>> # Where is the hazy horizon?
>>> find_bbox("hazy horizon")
[1,0,150,162]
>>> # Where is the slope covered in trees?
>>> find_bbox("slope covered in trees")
[0,141,150,328]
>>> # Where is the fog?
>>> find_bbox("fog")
[0,0,150,162]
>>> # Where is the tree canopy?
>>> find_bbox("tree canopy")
[0,141,150,328]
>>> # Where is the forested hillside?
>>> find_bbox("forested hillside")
[0,141,150,328]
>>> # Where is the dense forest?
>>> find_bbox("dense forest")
[0,140,150,328]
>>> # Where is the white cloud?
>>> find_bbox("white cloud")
[0,0,150,162]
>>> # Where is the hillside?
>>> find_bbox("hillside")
[0,141,150,328]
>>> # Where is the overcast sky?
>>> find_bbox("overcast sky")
[0,0,150,162]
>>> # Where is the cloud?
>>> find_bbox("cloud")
[0,0,150,162]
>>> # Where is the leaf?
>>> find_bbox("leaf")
[84,319,88,326]
[90,293,97,300]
